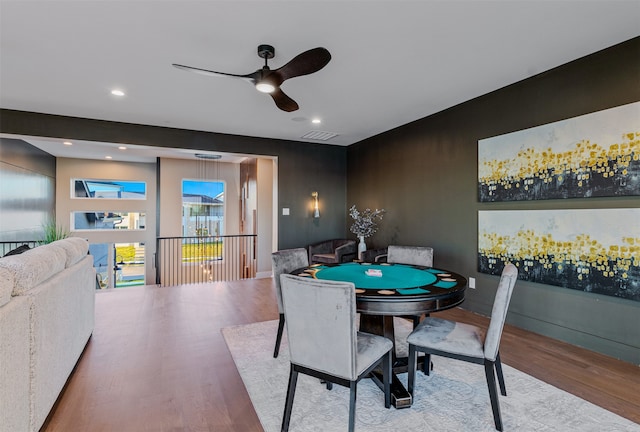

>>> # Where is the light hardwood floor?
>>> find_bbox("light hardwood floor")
[42,278,639,431]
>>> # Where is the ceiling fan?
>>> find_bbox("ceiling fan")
[173,44,331,112]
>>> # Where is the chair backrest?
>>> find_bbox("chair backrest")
[333,239,354,248]
[271,248,309,313]
[387,245,433,267]
[280,274,358,381]
[484,263,518,361]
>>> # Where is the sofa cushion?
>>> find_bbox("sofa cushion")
[0,244,67,296]
[0,267,14,308]
[50,237,89,267]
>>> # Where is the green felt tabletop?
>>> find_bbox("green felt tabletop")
[314,262,438,290]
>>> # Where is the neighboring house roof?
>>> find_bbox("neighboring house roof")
[182,193,224,204]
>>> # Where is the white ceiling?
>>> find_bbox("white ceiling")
[1,1,639,162]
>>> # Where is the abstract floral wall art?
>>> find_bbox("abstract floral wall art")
[478,208,640,301]
[478,102,640,201]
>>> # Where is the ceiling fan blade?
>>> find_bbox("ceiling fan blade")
[270,88,299,112]
[172,63,259,81]
[273,47,331,82]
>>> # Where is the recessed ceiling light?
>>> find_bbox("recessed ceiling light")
[311,118,321,124]
[63,141,73,146]
[111,89,125,96]
[118,146,127,150]
[105,156,113,159]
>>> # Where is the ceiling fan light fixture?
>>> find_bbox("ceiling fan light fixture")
[255,81,276,93]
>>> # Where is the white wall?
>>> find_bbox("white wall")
[56,158,157,283]
[57,156,275,283]
[159,158,240,236]
[159,157,275,279]
[257,158,275,276]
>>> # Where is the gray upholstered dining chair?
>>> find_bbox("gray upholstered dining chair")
[270,248,309,358]
[386,245,435,327]
[386,245,434,267]
[406,263,518,431]
[279,274,393,432]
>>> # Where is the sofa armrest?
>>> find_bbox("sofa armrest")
[28,255,95,430]
[374,253,388,263]
[360,248,387,263]
[335,241,357,262]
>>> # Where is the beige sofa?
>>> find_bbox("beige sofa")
[0,237,96,432]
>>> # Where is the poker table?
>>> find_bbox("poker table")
[292,261,467,408]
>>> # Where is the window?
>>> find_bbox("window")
[182,180,224,237]
[73,179,146,199]
[72,211,145,231]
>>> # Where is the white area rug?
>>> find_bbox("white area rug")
[222,320,639,432]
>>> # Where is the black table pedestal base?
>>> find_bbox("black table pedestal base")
[361,314,432,408]
[370,370,412,408]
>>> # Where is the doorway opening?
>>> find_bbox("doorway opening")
[92,242,145,289]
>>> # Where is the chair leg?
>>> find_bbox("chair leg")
[422,353,431,376]
[382,350,391,409]
[411,312,430,328]
[484,360,503,431]
[274,313,285,358]
[407,344,417,397]
[495,352,507,396]
[419,313,432,374]
[348,381,357,432]
[412,314,421,328]
[281,365,298,432]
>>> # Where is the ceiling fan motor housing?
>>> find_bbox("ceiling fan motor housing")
[257,44,275,60]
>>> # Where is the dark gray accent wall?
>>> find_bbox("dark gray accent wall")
[347,37,640,364]
[0,138,56,242]
[0,113,348,250]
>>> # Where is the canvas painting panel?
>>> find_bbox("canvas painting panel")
[478,208,640,301]
[478,102,640,201]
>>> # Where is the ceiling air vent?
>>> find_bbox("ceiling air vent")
[301,130,339,141]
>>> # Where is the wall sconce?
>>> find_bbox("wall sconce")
[312,192,320,218]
